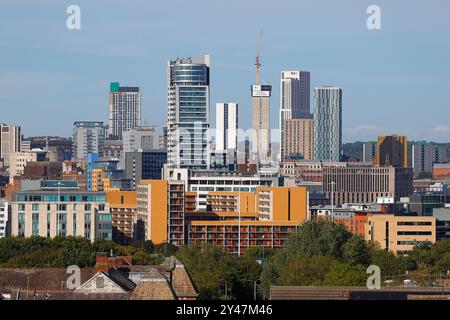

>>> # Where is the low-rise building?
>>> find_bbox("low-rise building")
[365,214,436,255]
[10,180,112,241]
[188,221,301,255]
[315,207,373,236]
[433,208,450,241]
[187,186,308,255]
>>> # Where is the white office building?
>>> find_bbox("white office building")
[123,125,164,153]
[72,121,107,160]
[216,102,238,152]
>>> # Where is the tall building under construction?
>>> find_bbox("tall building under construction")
[251,32,272,164]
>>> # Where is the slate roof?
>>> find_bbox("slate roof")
[0,256,198,300]
[0,268,95,292]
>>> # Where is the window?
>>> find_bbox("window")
[397,231,432,236]
[96,277,104,289]
[397,221,432,226]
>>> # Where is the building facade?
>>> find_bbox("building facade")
[313,86,342,162]
[0,124,21,167]
[433,163,450,180]
[108,82,141,139]
[282,118,314,161]
[362,141,377,163]
[0,200,10,238]
[365,214,436,255]
[125,151,167,190]
[106,190,137,244]
[279,71,312,161]
[123,126,163,153]
[72,121,107,160]
[215,102,238,152]
[8,151,38,183]
[10,181,112,241]
[375,135,408,168]
[323,164,413,206]
[167,55,210,170]
[136,180,186,245]
[169,168,280,211]
[188,221,301,255]
[412,142,447,177]
[103,139,123,160]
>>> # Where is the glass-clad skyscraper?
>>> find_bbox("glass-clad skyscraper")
[313,86,342,162]
[167,55,210,169]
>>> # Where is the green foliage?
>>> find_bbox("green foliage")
[175,245,261,300]
[282,219,353,260]
[342,235,371,266]
[176,245,236,300]
[0,236,163,268]
[259,219,400,298]
[322,261,367,286]
[154,242,179,256]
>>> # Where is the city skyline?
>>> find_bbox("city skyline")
[1,0,450,143]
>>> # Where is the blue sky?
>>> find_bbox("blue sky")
[0,0,449,142]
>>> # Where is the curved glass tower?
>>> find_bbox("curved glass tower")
[167,55,210,169]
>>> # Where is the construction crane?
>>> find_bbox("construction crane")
[255,30,263,85]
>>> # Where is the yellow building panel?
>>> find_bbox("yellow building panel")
[107,190,137,208]
[140,180,168,244]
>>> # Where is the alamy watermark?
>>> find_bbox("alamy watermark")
[367,5,382,30]
[66,5,81,30]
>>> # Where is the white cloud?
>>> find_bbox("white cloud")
[344,125,388,135]
[432,125,450,133]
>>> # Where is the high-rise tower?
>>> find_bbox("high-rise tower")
[313,86,342,162]
[167,55,210,170]
[108,82,141,139]
[279,71,312,161]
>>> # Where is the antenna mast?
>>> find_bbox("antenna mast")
[255,30,263,85]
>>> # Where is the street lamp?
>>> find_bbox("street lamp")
[330,181,336,218]
[238,177,241,256]
[57,181,62,236]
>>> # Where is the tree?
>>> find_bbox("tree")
[176,245,236,300]
[233,254,262,299]
[342,235,371,266]
[154,242,178,256]
[283,220,353,260]
[322,261,367,286]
